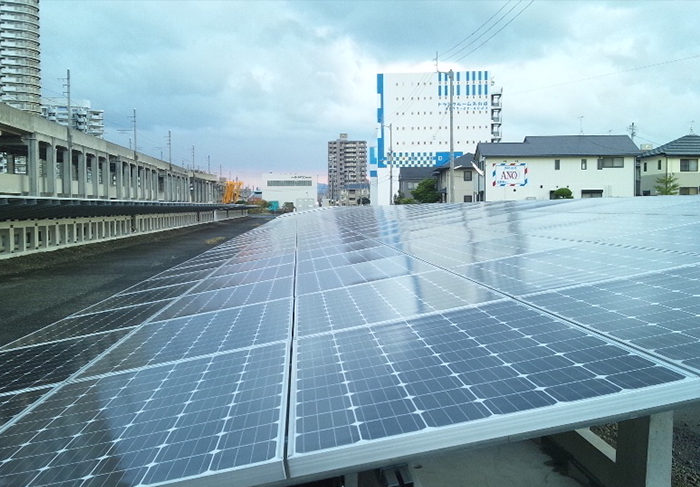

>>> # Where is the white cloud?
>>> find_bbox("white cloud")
[39,0,700,187]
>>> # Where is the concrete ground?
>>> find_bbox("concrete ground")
[407,441,583,487]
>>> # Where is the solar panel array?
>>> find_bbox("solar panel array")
[1,198,700,486]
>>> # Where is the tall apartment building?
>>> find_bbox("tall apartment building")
[41,97,105,137]
[327,133,368,204]
[371,71,502,205]
[0,0,41,114]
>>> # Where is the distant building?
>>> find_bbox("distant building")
[339,183,370,206]
[476,135,640,201]
[261,173,317,211]
[327,133,367,204]
[372,70,502,205]
[41,98,105,138]
[638,134,700,195]
[433,153,479,202]
[398,167,435,200]
[0,0,41,114]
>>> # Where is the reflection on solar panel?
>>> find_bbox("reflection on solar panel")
[1,198,700,486]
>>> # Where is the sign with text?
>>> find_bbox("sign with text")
[492,163,528,186]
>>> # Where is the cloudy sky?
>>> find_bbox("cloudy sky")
[40,0,700,189]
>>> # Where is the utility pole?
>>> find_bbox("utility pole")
[448,69,455,203]
[64,69,72,193]
[167,130,172,169]
[628,122,637,143]
[207,154,210,174]
[387,123,394,205]
[191,145,195,170]
[435,57,456,203]
[131,108,137,162]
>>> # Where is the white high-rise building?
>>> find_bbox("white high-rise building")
[41,97,105,137]
[0,0,41,114]
[372,71,502,205]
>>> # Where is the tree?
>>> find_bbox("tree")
[282,202,295,212]
[654,173,680,195]
[553,188,573,199]
[394,190,416,204]
[411,178,441,203]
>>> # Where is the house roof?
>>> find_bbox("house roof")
[398,167,435,181]
[638,134,700,158]
[477,135,640,158]
[434,153,475,172]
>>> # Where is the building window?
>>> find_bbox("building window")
[463,171,473,181]
[679,187,699,195]
[680,159,698,172]
[598,157,624,169]
[581,159,587,170]
[581,189,604,198]
[463,195,473,202]
[658,160,662,170]
[643,162,647,172]
[554,159,560,170]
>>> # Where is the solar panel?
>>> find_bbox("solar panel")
[1,198,700,487]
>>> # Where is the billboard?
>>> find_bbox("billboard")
[492,163,528,187]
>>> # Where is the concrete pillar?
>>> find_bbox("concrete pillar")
[115,159,123,199]
[89,154,99,198]
[26,135,40,196]
[45,142,56,197]
[62,148,73,195]
[131,164,138,200]
[616,412,673,487]
[548,411,674,487]
[75,150,86,198]
[100,156,109,199]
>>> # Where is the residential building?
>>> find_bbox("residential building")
[433,153,480,202]
[372,70,502,205]
[41,98,105,138]
[339,183,370,206]
[0,0,41,114]
[398,167,434,200]
[638,134,700,195]
[327,133,367,204]
[261,173,317,211]
[475,135,640,201]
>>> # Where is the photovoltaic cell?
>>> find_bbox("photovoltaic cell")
[2,199,700,487]
[0,343,289,487]
[155,276,294,320]
[79,298,292,377]
[0,329,131,394]
[291,300,690,457]
[0,300,170,349]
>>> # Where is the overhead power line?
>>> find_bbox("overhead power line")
[440,0,516,61]
[509,53,700,95]
[452,0,534,64]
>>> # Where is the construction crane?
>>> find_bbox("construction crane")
[222,180,244,204]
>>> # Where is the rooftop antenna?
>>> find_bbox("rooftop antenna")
[578,116,584,135]
[690,121,695,135]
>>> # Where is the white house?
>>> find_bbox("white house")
[638,134,700,195]
[475,135,640,201]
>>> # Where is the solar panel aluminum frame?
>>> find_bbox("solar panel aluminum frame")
[287,365,700,480]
